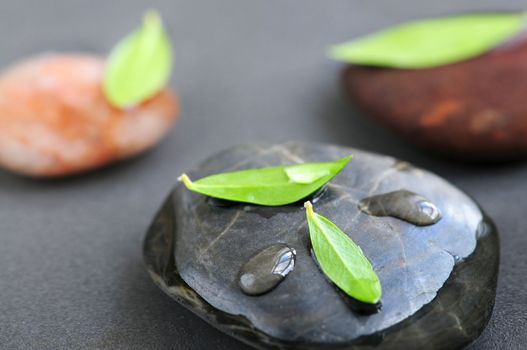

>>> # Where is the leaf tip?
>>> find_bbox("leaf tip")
[326,44,346,61]
[337,154,353,169]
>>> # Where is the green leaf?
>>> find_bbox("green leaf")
[304,201,381,304]
[103,10,172,108]
[178,155,352,206]
[329,13,526,69]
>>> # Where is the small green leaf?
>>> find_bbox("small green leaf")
[329,13,526,69]
[103,10,172,108]
[178,155,352,206]
[304,201,381,304]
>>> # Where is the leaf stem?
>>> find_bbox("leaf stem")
[304,201,314,218]
[144,9,162,27]
[178,173,194,189]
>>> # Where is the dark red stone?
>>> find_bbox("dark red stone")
[343,35,527,160]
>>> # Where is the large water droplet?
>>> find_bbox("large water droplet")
[358,190,441,226]
[238,244,296,296]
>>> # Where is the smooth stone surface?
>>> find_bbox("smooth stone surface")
[144,142,499,349]
[343,33,527,160]
[358,189,442,226]
[238,244,296,296]
[0,54,178,177]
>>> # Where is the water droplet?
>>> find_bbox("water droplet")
[238,244,296,296]
[358,190,441,226]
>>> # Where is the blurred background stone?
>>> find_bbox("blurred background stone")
[0,54,178,177]
[344,33,527,161]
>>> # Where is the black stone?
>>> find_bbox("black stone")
[143,142,499,350]
[358,190,442,226]
[238,244,296,296]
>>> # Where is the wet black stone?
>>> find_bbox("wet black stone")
[358,190,442,226]
[207,196,240,208]
[143,142,499,350]
[238,244,296,296]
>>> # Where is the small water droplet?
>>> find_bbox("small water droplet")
[238,244,296,296]
[358,190,441,226]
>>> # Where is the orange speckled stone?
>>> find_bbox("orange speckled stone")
[0,54,178,177]
[344,36,527,160]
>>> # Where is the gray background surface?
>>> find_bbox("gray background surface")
[0,1,526,349]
